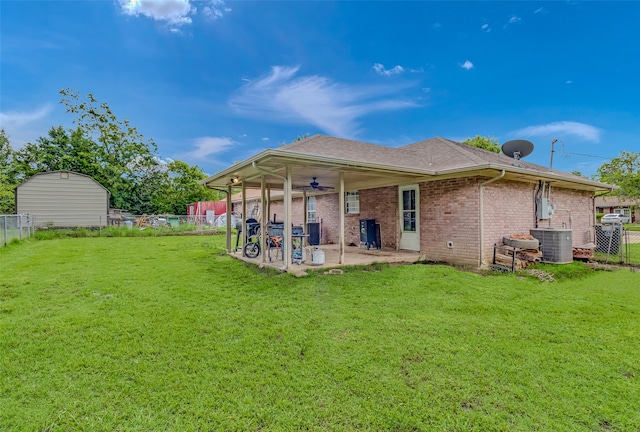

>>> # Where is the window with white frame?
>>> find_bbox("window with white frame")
[346,191,360,214]
[307,196,317,222]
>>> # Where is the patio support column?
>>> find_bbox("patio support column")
[267,185,271,223]
[339,171,345,264]
[241,182,247,257]
[303,190,308,245]
[284,166,293,270]
[226,186,232,253]
[261,175,267,264]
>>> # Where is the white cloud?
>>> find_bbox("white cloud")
[513,121,602,143]
[229,65,418,138]
[262,137,269,141]
[0,104,54,148]
[117,0,230,28]
[460,60,474,70]
[481,23,491,32]
[508,16,522,24]
[0,104,52,129]
[373,63,405,76]
[566,80,573,84]
[184,136,235,160]
[203,0,231,20]
[534,7,546,14]
[118,0,193,26]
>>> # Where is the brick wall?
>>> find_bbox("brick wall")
[481,181,595,264]
[543,187,595,245]
[240,178,595,268]
[421,177,481,266]
[482,181,536,265]
[268,194,340,244]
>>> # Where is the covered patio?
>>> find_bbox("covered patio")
[201,136,432,273]
[230,243,425,276]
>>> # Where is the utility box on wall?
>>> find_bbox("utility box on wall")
[536,198,555,220]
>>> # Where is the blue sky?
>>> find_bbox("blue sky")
[1,1,639,177]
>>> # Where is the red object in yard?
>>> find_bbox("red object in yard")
[187,201,227,217]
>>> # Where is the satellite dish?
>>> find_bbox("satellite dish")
[502,140,534,167]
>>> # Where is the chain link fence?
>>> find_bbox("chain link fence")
[1,214,36,247]
[594,224,640,266]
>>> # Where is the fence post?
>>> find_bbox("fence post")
[18,214,23,240]
[2,215,6,246]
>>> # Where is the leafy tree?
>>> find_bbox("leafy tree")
[0,130,17,213]
[6,90,219,215]
[152,161,220,215]
[597,150,640,200]
[462,135,501,153]
[13,126,100,180]
[58,89,161,210]
[280,133,310,146]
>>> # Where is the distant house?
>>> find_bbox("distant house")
[202,135,613,269]
[595,195,639,223]
[16,171,110,227]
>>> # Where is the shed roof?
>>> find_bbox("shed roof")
[17,170,110,195]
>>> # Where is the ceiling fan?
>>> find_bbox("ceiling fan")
[295,177,335,192]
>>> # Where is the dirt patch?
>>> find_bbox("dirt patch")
[524,269,555,282]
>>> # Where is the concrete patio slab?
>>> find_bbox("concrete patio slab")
[230,244,425,276]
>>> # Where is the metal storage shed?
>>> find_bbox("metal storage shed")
[16,171,110,228]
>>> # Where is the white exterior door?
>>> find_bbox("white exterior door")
[399,184,420,251]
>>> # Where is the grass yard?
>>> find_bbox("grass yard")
[1,236,639,431]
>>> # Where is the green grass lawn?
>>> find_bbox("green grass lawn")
[1,236,639,431]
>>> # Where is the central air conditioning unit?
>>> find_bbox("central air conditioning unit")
[530,228,573,264]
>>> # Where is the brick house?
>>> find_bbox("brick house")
[594,195,639,223]
[203,135,612,270]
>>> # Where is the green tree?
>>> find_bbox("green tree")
[597,150,640,200]
[152,161,220,215]
[13,126,100,180]
[0,129,17,213]
[462,135,501,153]
[59,89,160,210]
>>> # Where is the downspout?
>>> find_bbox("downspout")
[479,170,506,268]
[593,187,616,238]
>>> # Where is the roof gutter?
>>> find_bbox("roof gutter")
[479,169,506,268]
[435,163,611,190]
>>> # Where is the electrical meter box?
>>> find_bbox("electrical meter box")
[536,197,555,220]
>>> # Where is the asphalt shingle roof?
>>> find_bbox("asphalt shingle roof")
[279,134,553,174]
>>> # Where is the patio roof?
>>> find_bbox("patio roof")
[202,135,613,193]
